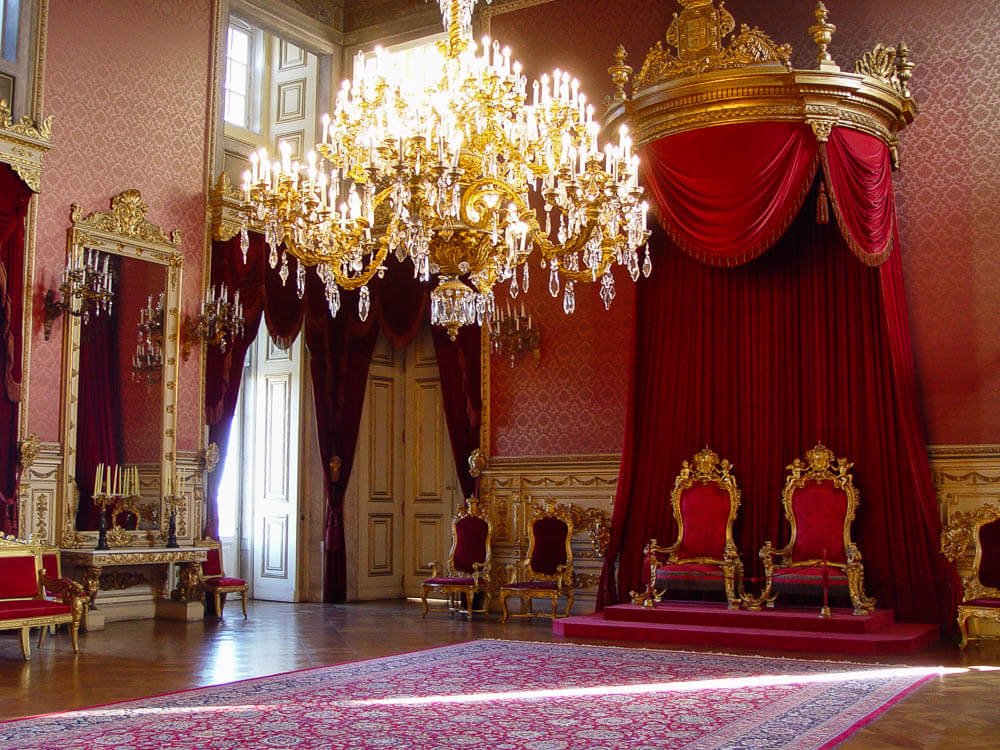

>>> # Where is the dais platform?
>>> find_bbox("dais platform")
[553,602,939,655]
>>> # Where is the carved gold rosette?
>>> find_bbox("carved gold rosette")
[0,99,53,192]
[605,2,916,166]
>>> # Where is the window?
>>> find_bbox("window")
[224,21,253,128]
[1,0,19,62]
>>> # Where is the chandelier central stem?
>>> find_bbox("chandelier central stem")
[446,0,467,58]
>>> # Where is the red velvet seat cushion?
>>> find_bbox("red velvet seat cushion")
[789,481,848,563]
[0,556,40,599]
[677,483,732,560]
[978,518,1000,590]
[530,517,569,575]
[963,598,1000,608]
[424,577,476,586]
[504,580,558,591]
[0,600,71,619]
[204,576,247,588]
[772,565,848,585]
[655,563,727,583]
[453,516,489,574]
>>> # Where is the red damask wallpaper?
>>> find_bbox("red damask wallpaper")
[490,0,1000,453]
[28,0,213,452]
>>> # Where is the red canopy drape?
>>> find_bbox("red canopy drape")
[205,236,482,602]
[641,122,819,266]
[0,164,32,536]
[603,124,957,627]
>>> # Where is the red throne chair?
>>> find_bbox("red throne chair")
[421,498,492,621]
[631,447,744,610]
[941,504,1000,648]
[500,500,574,622]
[752,443,876,615]
[200,541,249,618]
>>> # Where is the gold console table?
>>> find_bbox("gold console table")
[61,546,208,629]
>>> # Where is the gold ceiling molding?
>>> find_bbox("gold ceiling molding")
[0,99,53,192]
[209,172,245,242]
[605,1,917,166]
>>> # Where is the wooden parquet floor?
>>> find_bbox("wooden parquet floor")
[2,600,998,748]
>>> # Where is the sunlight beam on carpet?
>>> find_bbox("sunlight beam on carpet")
[349,666,967,707]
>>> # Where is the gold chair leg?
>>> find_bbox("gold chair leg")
[69,619,80,653]
[215,592,223,618]
[420,588,429,618]
[241,591,248,618]
[500,593,510,623]
[958,611,970,649]
[37,624,49,648]
[19,627,31,660]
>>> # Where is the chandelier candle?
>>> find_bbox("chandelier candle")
[241,0,651,338]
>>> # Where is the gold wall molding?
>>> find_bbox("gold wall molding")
[0,98,52,192]
[209,171,245,242]
[17,439,61,546]
[479,454,617,610]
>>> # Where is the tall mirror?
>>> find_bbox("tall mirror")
[58,190,183,548]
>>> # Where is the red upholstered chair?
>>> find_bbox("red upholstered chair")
[754,444,875,615]
[200,541,249,618]
[631,447,744,610]
[941,504,1000,648]
[500,500,574,623]
[421,498,492,621]
[37,547,89,648]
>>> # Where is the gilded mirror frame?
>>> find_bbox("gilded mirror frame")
[58,189,183,548]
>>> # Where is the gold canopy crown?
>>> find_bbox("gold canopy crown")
[606,1,917,166]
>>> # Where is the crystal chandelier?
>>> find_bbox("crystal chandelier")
[132,293,164,383]
[241,0,650,339]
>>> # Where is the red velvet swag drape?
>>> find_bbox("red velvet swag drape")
[205,237,482,602]
[602,123,957,627]
[0,164,32,535]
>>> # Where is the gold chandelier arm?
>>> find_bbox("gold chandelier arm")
[531,221,616,284]
[329,240,391,291]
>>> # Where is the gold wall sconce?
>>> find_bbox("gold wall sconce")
[489,301,540,367]
[43,246,115,340]
[181,283,244,360]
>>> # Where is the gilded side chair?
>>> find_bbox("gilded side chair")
[752,443,876,615]
[631,447,744,610]
[500,500,574,623]
[198,540,249,618]
[941,504,1000,648]
[421,497,493,621]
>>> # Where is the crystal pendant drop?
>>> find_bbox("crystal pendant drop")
[358,285,371,321]
[522,262,530,293]
[240,223,249,263]
[510,270,519,299]
[628,249,640,282]
[549,266,560,298]
[600,270,616,310]
[326,281,341,318]
[642,244,653,278]
[296,260,306,299]
[279,253,290,286]
[269,245,279,269]
[563,281,576,315]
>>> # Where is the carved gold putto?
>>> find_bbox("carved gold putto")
[606,1,917,167]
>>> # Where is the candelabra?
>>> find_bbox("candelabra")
[163,472,189,548]
[183,283,245,358]
[92,463,140,550]
[43,246,115,340]
[489,301,540,367]
[132,293,164,383]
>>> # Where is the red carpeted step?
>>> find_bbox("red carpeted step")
[602,602,896,634]
[553,614,939,656]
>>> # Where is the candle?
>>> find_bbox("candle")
[94,464,101,496]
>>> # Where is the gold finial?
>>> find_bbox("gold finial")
[808,2,839,71]
[608,45,632,103]
[895,41,914,98]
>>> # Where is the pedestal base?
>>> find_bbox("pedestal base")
[83,608,106,632]
[155,599,204,622]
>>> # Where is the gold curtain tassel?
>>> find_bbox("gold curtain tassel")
[816,180,830,225]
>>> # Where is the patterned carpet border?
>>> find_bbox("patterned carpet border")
[0,639,936,750]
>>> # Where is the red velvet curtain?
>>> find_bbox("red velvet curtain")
[642,122,818,266]
[604,124,957,627]
[0,164,31,535]
[75,303,124,530]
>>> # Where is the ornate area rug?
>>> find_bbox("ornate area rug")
[1,639,937,749]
